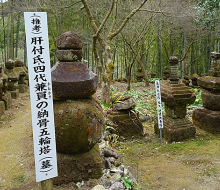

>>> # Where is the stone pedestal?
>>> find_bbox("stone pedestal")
[155,115,196,142]
[53,144,103,185]
[193,108,220,134]
[108,110,143,139]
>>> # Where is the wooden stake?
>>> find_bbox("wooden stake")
[39,178,53,190]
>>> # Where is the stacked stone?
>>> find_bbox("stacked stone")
[51,31,105,185]
[108,94,144,139]
[193,52,220,133]
[163,66,170,80]
[4,59,19,99]
[0,65,11,110]
[136,67,144,82]
[14,59,27,93]
[190,73,200,87]
[154,56,196,143]
[182,75,190,86]
[150,72,156,79]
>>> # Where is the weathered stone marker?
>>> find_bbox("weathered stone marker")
[4,59,19,99]
[108,93,144,139]
[0,65,11,111]
[154,56,196,142]
[14,59,27,93]
[193,52,220,133]
[52,31,105,185]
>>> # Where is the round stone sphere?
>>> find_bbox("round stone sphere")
[5,59,15,69]
[53,97,105,154]
[56,31,83,50]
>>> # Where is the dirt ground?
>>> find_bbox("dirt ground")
[1,82,220,190]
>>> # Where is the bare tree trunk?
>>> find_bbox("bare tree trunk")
[10,0,14,60]
[137,56,149,86]
[101,41,114,105]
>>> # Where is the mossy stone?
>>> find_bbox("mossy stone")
[54,97,105,154]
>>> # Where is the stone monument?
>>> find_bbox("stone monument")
[190,73,200,87]
[0,65,11,110]
[14,59,27,93]
[108,93,144,139]
[163,66,170,80]
[4,59,19,99]
[136,67,144,82]
[182,75,190,86]
[154,56,196,142]
[51,31,105,185]
[192,52,220,133]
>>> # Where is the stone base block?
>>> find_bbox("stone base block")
[10,89,19,99]
[18,84,27,93]
[108,111,144,139]
[192,107,220,133]
[154,115,196,143]
[53,144,103,185]
[0,101,5,117]
[165,104,186,119]
[201,90,220,111]
[2,92,12,109]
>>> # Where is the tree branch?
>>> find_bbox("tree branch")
[109,0,148,40]
[109,0,118,35]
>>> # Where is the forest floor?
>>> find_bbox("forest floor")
[1,81,220,190]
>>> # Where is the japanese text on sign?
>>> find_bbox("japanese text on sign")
[24,12,58,182]
[155,80,163,129]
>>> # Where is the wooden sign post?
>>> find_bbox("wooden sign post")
[155,80,163,144]
[24,12,58,188]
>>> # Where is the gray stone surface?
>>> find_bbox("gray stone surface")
[91,185,106,190]
[113,98,136,110]
[109,182,125,190]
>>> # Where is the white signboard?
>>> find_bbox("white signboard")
[24,12,58,182]
[155,80,163,129]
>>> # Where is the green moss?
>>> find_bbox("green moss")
[108,61,114,69]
